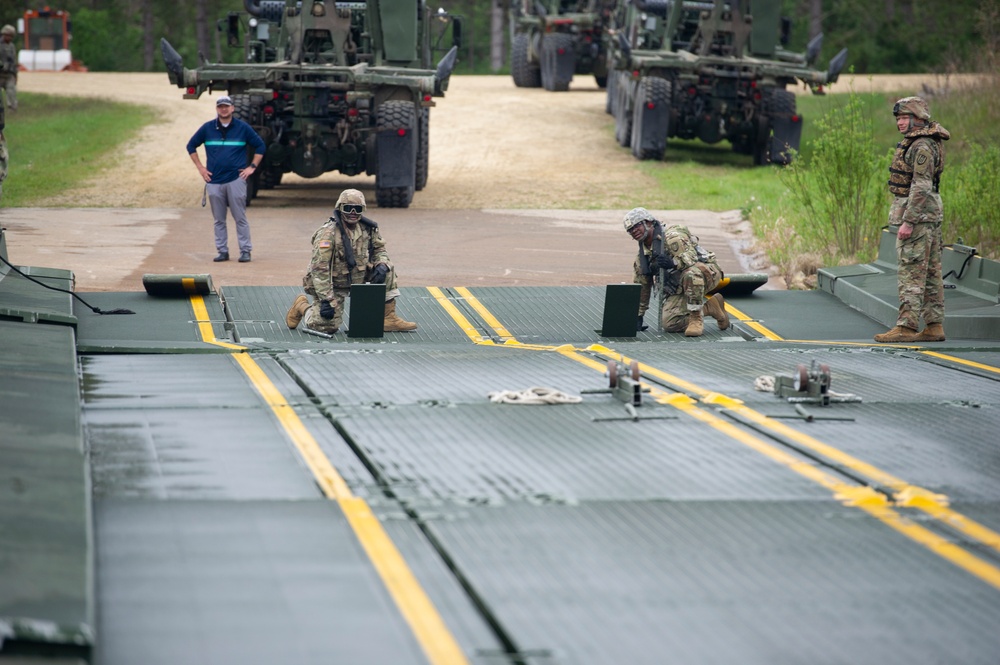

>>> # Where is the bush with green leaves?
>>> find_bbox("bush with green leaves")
[946,141,1000,254]
[776,87,889,265]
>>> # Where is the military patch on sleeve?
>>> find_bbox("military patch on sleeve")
[916,153,928,166]
[318,240,331,249]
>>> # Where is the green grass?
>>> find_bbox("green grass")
[635,90,910,213]
[2,93,151,207]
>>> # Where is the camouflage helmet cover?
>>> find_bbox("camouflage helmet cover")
[893,96,931,121]
[1,25,15,36]
[623,207,655,232]
[335,188,366,209]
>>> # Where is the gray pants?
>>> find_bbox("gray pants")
[208,179,251,254]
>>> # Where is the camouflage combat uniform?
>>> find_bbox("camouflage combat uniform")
[626,206,726,334]
[300,210,398,333]
[0,97,7,198]
[886,102,950,333]
[0,130,7,199]
[655,225,724,332]
[0,28,17,111]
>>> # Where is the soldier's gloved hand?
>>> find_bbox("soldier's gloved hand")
[371,263,389,284]
[320,300,335,320]
[637,315,648,332]
[656,254,675,270]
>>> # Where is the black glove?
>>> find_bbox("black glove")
[637,315,648,332]
[371,263,389,284]
[320,300,335,320]
[655,254,675,270]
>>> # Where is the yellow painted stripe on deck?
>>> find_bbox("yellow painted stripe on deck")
[439,296,1000,590]
[191,295,470,665]
[427,286,491,344]
[188,294,245,350]
[920,350,1000,374]
[722,301,784,340]
[339,496,471,664]
[454,287,517,341]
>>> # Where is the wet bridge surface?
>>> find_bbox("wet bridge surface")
[3,236,1000,664]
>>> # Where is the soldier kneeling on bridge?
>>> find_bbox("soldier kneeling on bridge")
[625,207,729,337]
[286,188,417,334]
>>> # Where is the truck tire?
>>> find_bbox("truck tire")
[231,93,261,204]
[415,108,429,191]
[630,77,671,160]
[375,100,416,208]
[765,88,798,166]
[541,33,574,92]
[511,33,541,88]
[614,76,634,147]
[258,167,283,190]
[605,66,617,115]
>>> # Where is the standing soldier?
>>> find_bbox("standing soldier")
[0,85,7,198]
[874,96,951,343]
[0,121,7,200]
[0,25,17,112]
[285,188,418,334]
[623,207,729,336]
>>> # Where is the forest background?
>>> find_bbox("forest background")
[0,0,991,76]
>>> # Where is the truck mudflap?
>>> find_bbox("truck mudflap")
[375,100,417,207]
[770,114,803,166]
[377,132,416,188]
[541,33,576,91]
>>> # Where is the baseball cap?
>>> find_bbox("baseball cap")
[216,95,233,106]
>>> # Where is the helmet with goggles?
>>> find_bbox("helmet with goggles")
[336,189,366,223]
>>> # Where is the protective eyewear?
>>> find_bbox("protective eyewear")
[341,204,364,214]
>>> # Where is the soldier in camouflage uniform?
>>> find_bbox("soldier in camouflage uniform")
[285,188,417,334]
[874,96,951,343]
[624,207,729,337]
[0,25,17,112]
[0,92,7,198]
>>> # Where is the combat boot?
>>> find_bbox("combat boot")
[873,325,919,343]
[384,299,418,332]
[285,295,309,329]
[684,311,704,337]
[703,293,730,330]
[916,323,946,342]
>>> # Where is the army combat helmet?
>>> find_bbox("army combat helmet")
[893,96,931,121]
[1,25,15,36]
[623,207,655,232]
[336,188,365,224]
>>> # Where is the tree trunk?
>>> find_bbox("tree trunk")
[490,0,505,72]
[142,0,154,71]
[196,0,211,63]
[808,0,822,41]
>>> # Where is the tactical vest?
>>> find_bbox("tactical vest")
[887,129,945,197]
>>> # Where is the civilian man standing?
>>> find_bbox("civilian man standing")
[187,95,265,263]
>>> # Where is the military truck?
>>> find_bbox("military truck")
[509,0,615,91]
[161,0,461,208]
[606,0,847,164]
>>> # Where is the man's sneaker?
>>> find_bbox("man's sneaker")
[213,252,229,262]
[239,251,252,263]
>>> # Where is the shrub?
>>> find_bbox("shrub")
[776,85,888,265]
